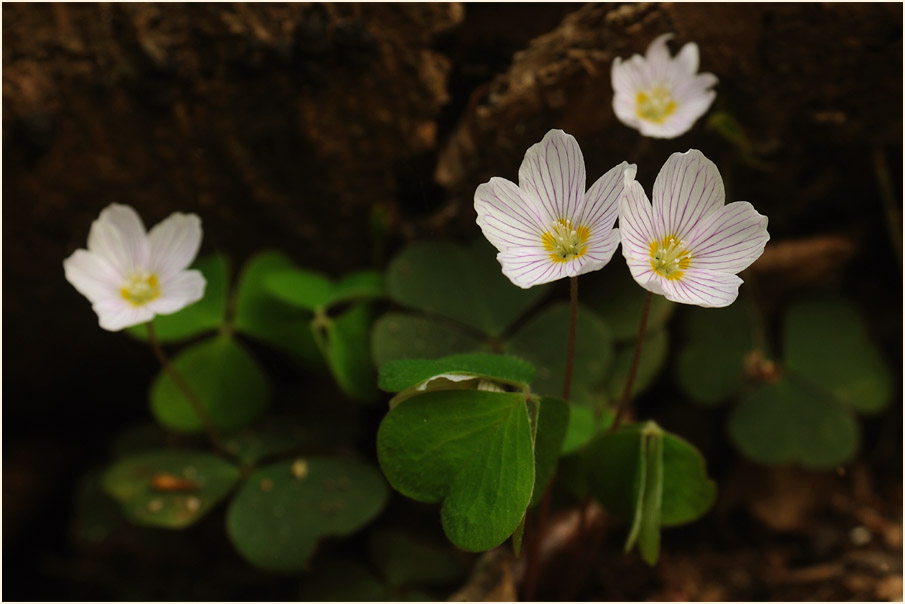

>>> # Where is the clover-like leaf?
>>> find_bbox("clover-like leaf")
[127,254,229,343]
[584,265,674,341]
[585,423,716,564]
[377,390,534,552]
[728,379,859,469]
[316,304,378,401]
[102,450,240,529]
[674,297,758,406]
[227,457,389,573]
[505,302,613,405]
[529,396,569,507]
[266,268,384,312]
[150,335,270,433]
[233,251,323,367]
[387,240,549,337]
[371,313,488,368]
[784,296,891,414]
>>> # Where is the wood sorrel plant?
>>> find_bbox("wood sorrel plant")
[375,128,768,599]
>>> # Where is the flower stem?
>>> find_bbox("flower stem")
[523,276,579,601]
[610,290,654,432]
[146,322,229,456]
[562,276,578,403]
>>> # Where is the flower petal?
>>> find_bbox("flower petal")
[147,269,206,315]
[580,227,622,275]
[652,149,725,240]
[93,298,156,332]
[475,177,549,252]
[672,41,700,77]
[64,249,121,304]
[148,212,203,279]
[498,248,567,289]
[619,174,664,295]
[580,161,634,235]
[644,33,675,83]
[87,204,149,273]
[687,201,769,273]
[661,269,742,308]
[518,129,586,222]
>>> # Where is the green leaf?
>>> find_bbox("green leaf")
[329,270,384,307]
[233,251,323,366]
[660,432,717,527]
[784,296,892,414]
[505,302,613,405]
[265,268,334,310]
[127,254,229,343]
[530,396,569,507]
[101,450,240,529]
[371,313,487,368]
[227,457,389,573]
[150,335,270,433]
[728,379,859,469]
[318,304,378,401]
[367,528,465,589]
[377,390,534,551]
[378,353,535,393]
[595,425,715,525]
[386,240,549,337]
[674,298,757,406]
[560,405,614,456]
[584,266,674,341]
[637,430,663,565]
[265,268,384,312]
[604,328,668,402]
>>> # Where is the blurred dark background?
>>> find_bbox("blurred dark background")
[3,3,902,600]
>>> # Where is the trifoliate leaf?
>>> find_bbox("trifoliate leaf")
[784,296,891,414]
[371,312,488,368]
[377,390,534,552]
[674,298,758,406]
[317,304,378,401]
[505,302,613,405]
[150,335,270,433]
[233,251,323,367]
[386,240,549,337]
[728,379,860,469]
[102,450,240,529]
[227,458,389,573]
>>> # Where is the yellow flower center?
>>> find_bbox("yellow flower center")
[650,235,691,280]
[542,219,590,263]
[636,85,677,124]
[120,270,160,306]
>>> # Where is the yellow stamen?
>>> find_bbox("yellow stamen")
[542,218,590,263]
[637,85,677,124]
[121,271,160,306]
[649,235,691,280]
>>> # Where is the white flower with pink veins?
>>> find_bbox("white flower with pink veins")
[612,33,718,139]
[474,129,634,289]
[620,149,769,307]
[64,204,206,331]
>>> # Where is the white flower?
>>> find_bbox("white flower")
[620,149,769,307]
[64,204,206,331]
[611,33,717,139]
[474,129,634,289]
